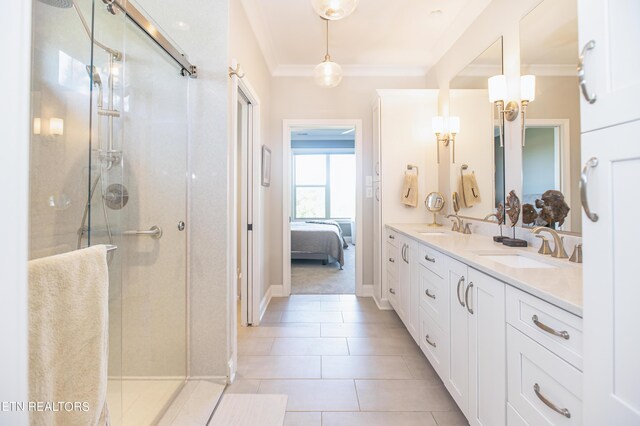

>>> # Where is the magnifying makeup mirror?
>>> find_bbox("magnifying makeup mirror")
[425,192,445,227]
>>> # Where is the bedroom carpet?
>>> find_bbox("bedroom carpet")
[291,244,355,294]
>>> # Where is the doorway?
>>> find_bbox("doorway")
[282,120,364,297]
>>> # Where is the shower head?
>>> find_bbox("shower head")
[86,66,104,108]
[37,0,73,8]
[86,65,102,88]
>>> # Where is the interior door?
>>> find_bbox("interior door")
[237,91,251,325]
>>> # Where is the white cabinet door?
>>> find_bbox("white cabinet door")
[577,0,640,131]
[446,258,470,416]
[396,236,411,325]
[468,268,506,426]
[408,239,420,341]
[582,120,640,425]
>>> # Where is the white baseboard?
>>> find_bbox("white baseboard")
[373,295,393,311]
[270,285,284,297]
[361,284,374,297]
[228,357,236,384]
[259,285,274,323]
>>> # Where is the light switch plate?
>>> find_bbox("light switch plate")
[366,175,373,186]
[366,187,373,198]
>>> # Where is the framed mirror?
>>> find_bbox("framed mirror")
[519,0,581,234]
[448,37,505,222]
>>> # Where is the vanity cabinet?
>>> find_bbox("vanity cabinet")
[445,258,506,426]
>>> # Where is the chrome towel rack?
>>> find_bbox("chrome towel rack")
[123,225,163,240]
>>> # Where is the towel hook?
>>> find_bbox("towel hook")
[407,164,419,175]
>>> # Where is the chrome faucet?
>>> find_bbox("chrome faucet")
[447,214,463,233]
[531,227,568,259]
[484,213,499,221]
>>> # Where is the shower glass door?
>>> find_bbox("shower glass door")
[91,2,189,424]
[30,0,188,424]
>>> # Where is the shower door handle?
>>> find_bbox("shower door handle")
[124,225,163,240]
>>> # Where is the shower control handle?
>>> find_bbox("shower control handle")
[124,225,163,240]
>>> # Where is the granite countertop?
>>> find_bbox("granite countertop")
[386,223,583,317]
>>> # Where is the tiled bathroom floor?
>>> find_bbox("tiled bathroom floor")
[230,295,468,426]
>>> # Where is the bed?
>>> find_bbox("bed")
[291,220,348,268]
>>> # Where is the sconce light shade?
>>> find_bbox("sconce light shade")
[314,59,343,88]
[432,116,444,134]
[50,117,64,136]
[521,75,536,102]
[488,75,507,103]
[449,116,460,134]
[33,118,41,135]
[311,0,359,20]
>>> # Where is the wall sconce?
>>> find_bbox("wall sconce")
[520,75,536,147]
[49,117,64,136]
[432,116,460,164]
[488,75,519,147]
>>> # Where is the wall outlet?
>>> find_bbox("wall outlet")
[366,187,373,198]
[365,175,373,186]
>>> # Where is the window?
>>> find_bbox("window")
[293,153,355,219]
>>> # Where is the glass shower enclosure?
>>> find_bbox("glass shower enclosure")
[29,0,194,423]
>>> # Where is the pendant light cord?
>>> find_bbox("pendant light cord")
[325,18,330,61]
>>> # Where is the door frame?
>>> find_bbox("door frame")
[229,60,262,379]
[282,119,364,296]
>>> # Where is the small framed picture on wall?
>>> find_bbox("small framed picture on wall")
[261,145,271,187]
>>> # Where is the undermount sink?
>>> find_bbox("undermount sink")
[416,231,449,236]
[473,250,559,269]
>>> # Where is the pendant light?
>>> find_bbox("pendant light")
[314,18,343,88]
[311,0,359,20]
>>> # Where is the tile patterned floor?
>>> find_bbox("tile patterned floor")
[231,294,468,426]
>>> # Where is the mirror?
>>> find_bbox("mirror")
[449,38,505,221]
[519,0,581,234]
[424,192,445,227]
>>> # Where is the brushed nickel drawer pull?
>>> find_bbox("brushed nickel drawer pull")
[534,383,571,418]
[389,234,395,240]
[579,157,599,222]
[424,254,436,263]
[388,257,395,263]
[389,288,396,295]
[532,315,570,340]
[425,334,436,348]
[577,40,597,104]
[465,282,474,315]
[456,276,466,307]
[425,289,436,299]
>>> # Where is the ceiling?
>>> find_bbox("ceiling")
[240,0,492,77]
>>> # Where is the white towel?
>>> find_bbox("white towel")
[461,172,481,207]
[28,245,110,426]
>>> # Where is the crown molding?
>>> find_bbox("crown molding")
[273,64,431,77]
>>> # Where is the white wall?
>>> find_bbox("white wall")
[230,0,273,301]
[0,0,30,422]
[268,76,431,289]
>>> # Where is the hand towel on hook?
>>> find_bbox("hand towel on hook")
[401,172,419,207]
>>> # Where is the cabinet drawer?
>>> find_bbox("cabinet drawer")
[506,286,583,370]
[386,228,398,246]
[387,272,399,309]
[418,244,445,277]
[386,242,398,277]
[507,326,582,426]
[419,307,446,376]
[507,402,529,426]
[419,265,446,328]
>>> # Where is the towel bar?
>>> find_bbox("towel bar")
[407,164,419,175]
[106,245,118,253]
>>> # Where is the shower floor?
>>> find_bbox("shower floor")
[107,378,184,426]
